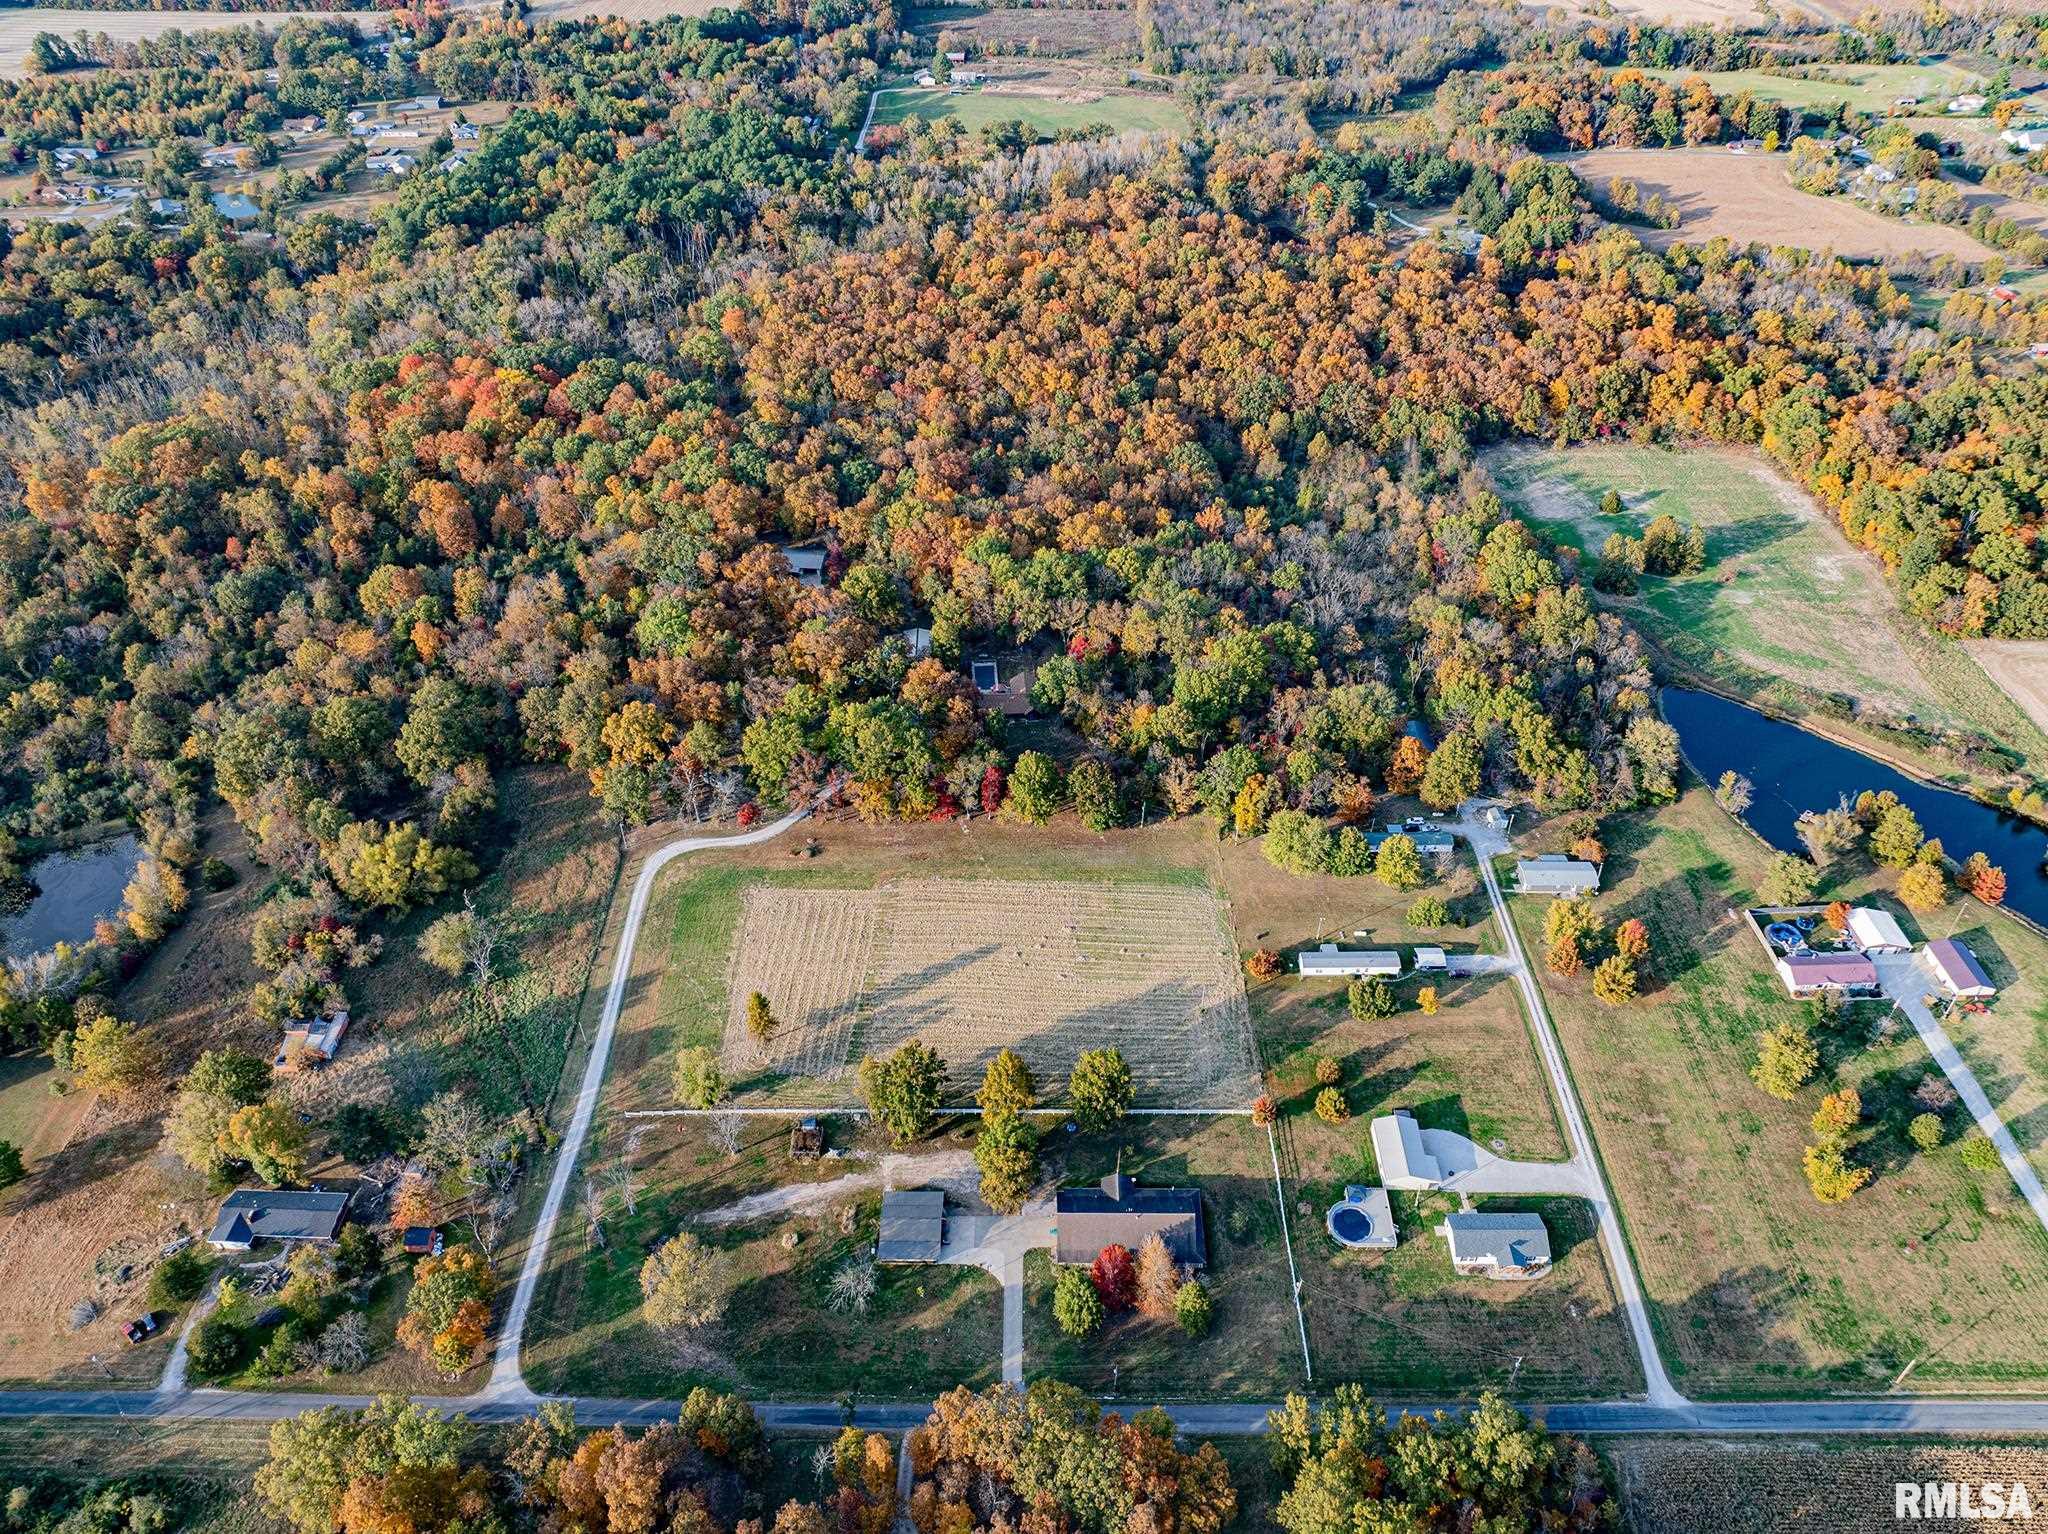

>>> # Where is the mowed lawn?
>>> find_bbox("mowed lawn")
[1487,442,2048,776]
[872,84,1185,138]
[1519,789,2048,1396]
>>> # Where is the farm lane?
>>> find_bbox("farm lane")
[1452,801,1687,1411]
[483,794,832,1402]
[1872,951,2048,1238]
[690,1149,976,1228]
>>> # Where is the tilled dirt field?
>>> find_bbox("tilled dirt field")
[722,877,1258,1105]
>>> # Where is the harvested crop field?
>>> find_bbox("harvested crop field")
[522,0,720,20]
[0,7,382,76]
[723,877,1257,1105]
[1968,640,2048,738]
[1608,1438,2048,1532]
[1558,147,1996,261]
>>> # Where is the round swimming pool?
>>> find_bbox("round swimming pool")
[1328,1205,1377,1247]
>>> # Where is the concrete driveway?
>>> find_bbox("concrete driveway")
[938,1206,1055,1387]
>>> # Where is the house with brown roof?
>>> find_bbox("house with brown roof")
[1924,938,1996,1000]
[1774,952,1879,998]
[969,654,1036,717]
[1053,1172,1205,1268]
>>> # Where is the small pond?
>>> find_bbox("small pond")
[0,834,143,958]
[1662,688,2048,929]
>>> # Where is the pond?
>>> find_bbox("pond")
[1661,688,2048,929]
[0,834,143,959]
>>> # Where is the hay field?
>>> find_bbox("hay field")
[723,877,1257,1106]
[1609,1439,2048,1533]
[1968,640,2048,738]
[1558,147,1996,261]
[519,0,720,21]
[0,6,381,76]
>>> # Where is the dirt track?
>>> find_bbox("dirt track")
[1560,147,1997,262]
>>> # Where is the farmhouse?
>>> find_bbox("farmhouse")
[1846,907,1911,954]
[1513,856,1599,897]
[276,1010,348,1069]
[200,146,249,169]
[1924,937,1997,1000]
[367,152,418,177]
[208,1188,351,1250]
[280,115,321,135]
[782,542,827,588]
[1298,944,1401,979]
[1439,1211,1552,1281]
[453,121,481,141]
[1053,1171,1206,1268]
[1773,951,1879,998]
[877,1189,945,1263]
[1370,1110,1445,1191]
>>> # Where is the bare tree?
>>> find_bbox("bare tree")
[709,1110,744,1156]
[602,1157,641,1217]
[581,1177,608,1251]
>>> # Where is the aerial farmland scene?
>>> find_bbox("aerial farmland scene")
[7,0,2048,1528]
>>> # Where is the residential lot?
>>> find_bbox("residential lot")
[1487,441,2048,780]
[1515,789,2048,1396]
[1556,147,1997,261]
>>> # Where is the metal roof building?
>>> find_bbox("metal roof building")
[1370,1111,1445,1191]
[1925,938,1996,999]
[1846,907,1910,954]
[877,1189,945,1263]
[1053,1173,1205,1268]
[1298,945,1402,979]
[1512,856,1600,896]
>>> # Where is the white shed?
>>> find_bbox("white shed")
[1413,947,1449,972]
[1370,1111,1444,1190]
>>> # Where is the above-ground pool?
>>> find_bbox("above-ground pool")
[1329,1206,1377,1244]
[1765,922,1805,948]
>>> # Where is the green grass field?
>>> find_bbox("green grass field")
[871,84,1184,139]
[1516,790,2048,1396]
[1642,61,1985,116]
[1486,442,2048,780]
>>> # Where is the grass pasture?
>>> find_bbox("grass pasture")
[871,82,1185,140]
[1487,441,2048,779]
[1640,61,1985,116]
[1518,789,2048,1396]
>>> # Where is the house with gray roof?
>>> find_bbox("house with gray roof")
[1298,944,1401,979]
[1053,1172,1205,1268]
[877,1189,945,1263]
[208,1188,352,1251]
[1512,855,1599,897]
[1439,1210,1551,1280]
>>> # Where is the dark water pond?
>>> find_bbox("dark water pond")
[1662,688,2048,929]
[0,834,143,958]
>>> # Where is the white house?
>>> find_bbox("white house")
[1513,855,1600,897]
[1846,906,1911,954]
[2003,125,2048,152]
[1370,1111,1444,1191]
[1298,944,1401,979]
[1947,94,1987,114]
[452,121,481,141]
[439,150,474,174]
[367,151,418,177]
[200,145,249,168]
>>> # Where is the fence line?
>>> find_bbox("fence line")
[1267,1120,1313,1385]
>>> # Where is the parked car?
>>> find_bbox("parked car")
[121,1314,158,1344]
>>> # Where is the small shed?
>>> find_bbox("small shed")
[877,1189,945,1263]
[1847,907,1910,954]
[402,1226,442,1257]
[1298,945,1402,979]
[1925,938,1996,999]
[790,1117,824,1159]
[1413,947,1449,973]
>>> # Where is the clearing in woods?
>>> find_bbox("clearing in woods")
[1486,441,2048,778]
[1639,61,1986,115]
[721,876,1257,1105]
[871,81,1186,140]
[1555,147,1997,262]
[1967,640,2048,739]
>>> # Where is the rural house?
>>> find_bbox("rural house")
[877,1189,945,1263]
[1513,856,1599,896]
[1367,826,1456,857]
[1439,1211,1552,1280]
[969,655,1036,717]
[1846,907,1910,954]
[208,1188,352,1250]
[1053,1171,1205,1268]
[782,542,827,588]
[1298,945,1401,979]
[1773,951,1879,998]
[1924,938,1997,1000]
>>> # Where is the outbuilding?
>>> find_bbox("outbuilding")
[1370,1110,1444,1191]
[1412,946,1448,972]
[1846,907,1911,955]
[1298,945,1401,979]
[877,1189,945,1263]
[1513,856,1600,897]
[1924,938,1997,1000]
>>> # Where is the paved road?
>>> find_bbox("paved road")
[483,799,824,1401]
[1873,950,2048,1237]
[1451,803,1685,1410]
